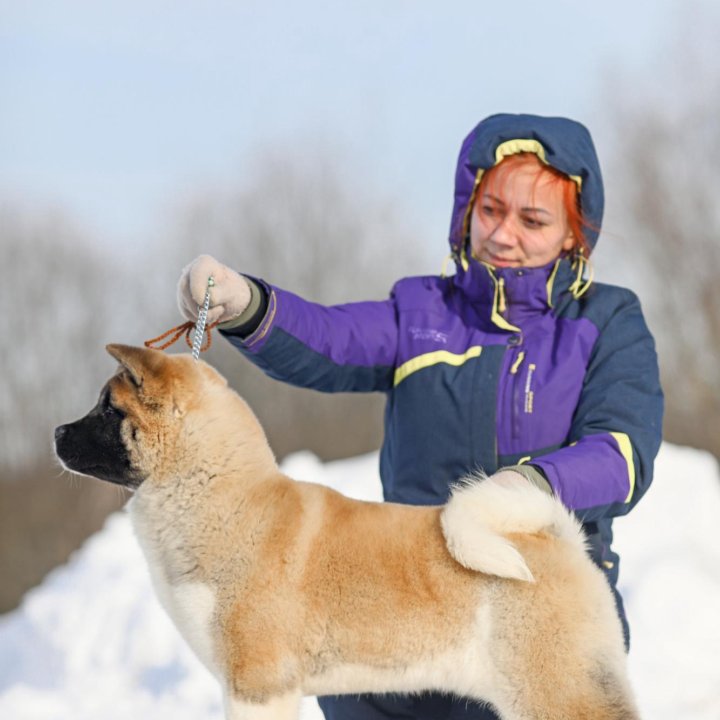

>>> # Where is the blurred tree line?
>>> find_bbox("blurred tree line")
[599,7,720,461]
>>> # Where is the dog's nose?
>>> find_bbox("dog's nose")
[54,425,67,443]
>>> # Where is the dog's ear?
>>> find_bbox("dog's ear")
[106,344,167,387]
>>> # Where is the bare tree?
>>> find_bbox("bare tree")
[0,205,124,468]
[601,4,720,457]
[0,204,129,611]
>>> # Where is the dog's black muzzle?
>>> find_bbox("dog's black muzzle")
[54,409,140,488]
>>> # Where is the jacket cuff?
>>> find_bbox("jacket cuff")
[502,464,553,495]
[218,278,268,337]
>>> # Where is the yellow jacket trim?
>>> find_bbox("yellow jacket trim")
[494,139,582,188]
[610,432,636,503]
[394,346,482,387]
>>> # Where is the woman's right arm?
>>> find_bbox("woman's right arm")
[224,280,398,393]
[178,256,399,393]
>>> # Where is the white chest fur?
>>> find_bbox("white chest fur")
[129,501,219,675]
[162,580,218,674]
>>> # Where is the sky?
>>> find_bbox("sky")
[1,443,719,719]
[0,0,701,257]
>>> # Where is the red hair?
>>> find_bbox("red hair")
[475,153,591,257]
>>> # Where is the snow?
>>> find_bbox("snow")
[1,443,719,719]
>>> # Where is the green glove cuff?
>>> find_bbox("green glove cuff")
[218,278,263,330]
[502,464,553,495]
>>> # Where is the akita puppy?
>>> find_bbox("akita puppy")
[55,344,639,720]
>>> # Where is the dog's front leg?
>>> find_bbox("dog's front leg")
[223,689,302,720]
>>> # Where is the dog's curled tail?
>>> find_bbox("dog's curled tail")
[440,474,585,582]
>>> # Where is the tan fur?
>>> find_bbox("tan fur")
[100,345,640,720]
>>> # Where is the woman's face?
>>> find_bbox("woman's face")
[469,163,575,269]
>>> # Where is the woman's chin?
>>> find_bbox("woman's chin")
[485,256,520,268]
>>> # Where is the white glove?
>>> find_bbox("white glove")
[177,255,252,326]
[488,469,529,489]
[489,467,553,495]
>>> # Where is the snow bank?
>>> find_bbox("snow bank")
[1,444,718,719]
[613,443,720,718]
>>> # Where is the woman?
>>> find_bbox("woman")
[177,113,663,720]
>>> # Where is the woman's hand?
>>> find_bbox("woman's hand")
[488,470,529,489]
[177,254,252,325]
[490,467,553,495]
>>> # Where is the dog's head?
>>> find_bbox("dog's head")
[54,344,246,490]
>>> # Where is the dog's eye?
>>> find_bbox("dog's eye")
[99,391,123,418]
[105,401,125,418]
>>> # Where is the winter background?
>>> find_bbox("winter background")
[3,1,720,718]
[1,443,720,719]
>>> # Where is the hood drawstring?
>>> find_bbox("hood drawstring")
[441,249,470,279]
[568,250,594,299]
[480,263,521,333]
[497,277,507,313]
[441,253,453,279]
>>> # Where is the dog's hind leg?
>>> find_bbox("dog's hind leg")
[223,689,301,720]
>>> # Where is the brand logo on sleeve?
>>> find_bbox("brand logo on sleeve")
[408,326,448,344]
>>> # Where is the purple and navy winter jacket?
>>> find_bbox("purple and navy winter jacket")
[221,114,663,591]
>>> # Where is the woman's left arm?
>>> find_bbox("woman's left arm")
[529,290,664,522]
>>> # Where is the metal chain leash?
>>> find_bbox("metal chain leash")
[192,276,215,360]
